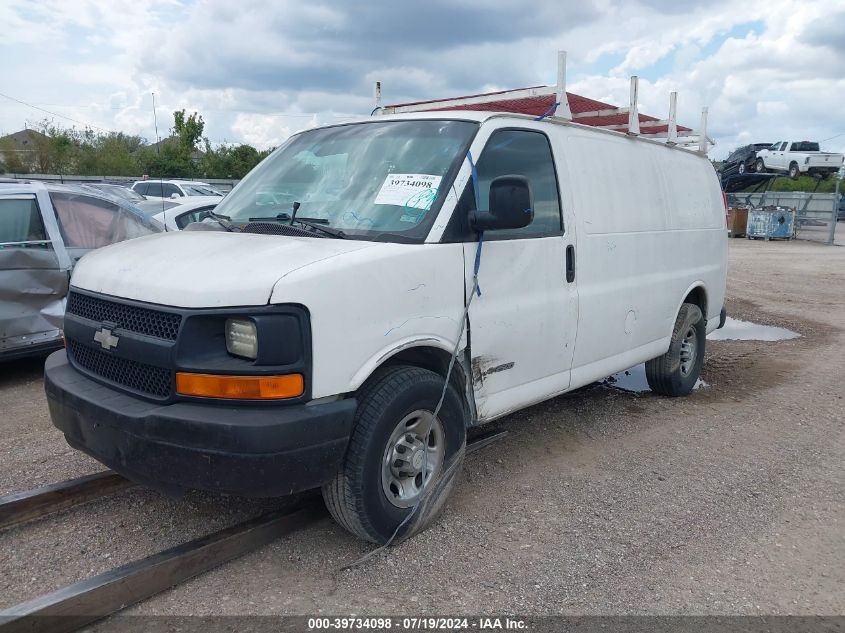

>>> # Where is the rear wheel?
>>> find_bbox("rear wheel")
[322,365,466,544]
[788,162,800,179]
[646,303,705,397]
[738,162,746,175]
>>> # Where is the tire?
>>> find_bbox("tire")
[756,158,765,173]
[645,303,705,397]
[322,365,466,544]
[738,162,746,175]
[788,162,799,179]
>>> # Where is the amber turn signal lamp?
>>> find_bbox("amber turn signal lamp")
[175,372,304,400]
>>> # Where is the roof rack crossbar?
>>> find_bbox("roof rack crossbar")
[668,92,678,145]
[698,106,709,153]
[553,50,572,120]
[571,107,631,119]
[380,85,557,115]
[627,76,640,136]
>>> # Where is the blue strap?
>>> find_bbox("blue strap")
[467,150,480,206]
[466,151,483,296]
[535,101,559,121]
[473,232,483,297]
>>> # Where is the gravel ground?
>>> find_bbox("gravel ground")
[0,237,843,616]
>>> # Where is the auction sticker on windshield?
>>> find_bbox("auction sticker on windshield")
[374,174,442,210]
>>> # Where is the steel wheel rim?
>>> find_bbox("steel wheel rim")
[679,326,698,376]
[738,163,745,174]
[381,410,445,509]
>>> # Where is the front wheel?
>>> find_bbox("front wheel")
[646,303,705,397]
[756,158,766,173]
[322,365,466,544]
[738,162,746,175]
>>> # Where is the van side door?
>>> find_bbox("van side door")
[461,126,578,421]
[0,192,70,356]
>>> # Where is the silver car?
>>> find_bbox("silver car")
[0,181,161,360]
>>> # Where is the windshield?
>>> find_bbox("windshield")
[134,199,181,218]
[215,119,478,242]
[183,184,222,196]
[100,185,145,202]
[118,187,146,202]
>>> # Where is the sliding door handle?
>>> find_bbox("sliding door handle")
[566,244,575,283]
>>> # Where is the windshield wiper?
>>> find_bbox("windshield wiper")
[246,213,346,239]
[248,213,328,224]
[207,210,239,232]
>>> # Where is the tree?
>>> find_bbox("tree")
[0,138,29,174]
[1,109,273,179]
[173,109,204,151]
[200,141,271,178]
[76,131,146,176]
[137,110,206,178]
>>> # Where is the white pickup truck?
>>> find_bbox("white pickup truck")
[755,141,844,179]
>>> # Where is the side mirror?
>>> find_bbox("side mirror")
[170,192,181,199]
[470,175,534,232]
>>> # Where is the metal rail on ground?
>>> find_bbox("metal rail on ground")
[0,503,324,633]
[0,471,134,531]
[0,430,509,633]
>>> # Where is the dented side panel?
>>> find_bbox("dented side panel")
[0,248,69,355]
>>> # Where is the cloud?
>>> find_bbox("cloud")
[0,0,843,157]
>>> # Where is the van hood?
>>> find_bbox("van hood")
[70,231,377,308]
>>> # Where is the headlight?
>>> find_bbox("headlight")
[225,318,258,359]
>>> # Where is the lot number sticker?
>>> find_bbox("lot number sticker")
[374,174,442,211]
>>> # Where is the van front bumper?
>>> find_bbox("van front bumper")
[44,350,356,497]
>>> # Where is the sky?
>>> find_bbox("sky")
[1,0,844,160]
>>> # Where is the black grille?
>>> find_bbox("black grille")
[241,222,325,237]
[67,292,182,340]
[68,339,172,399]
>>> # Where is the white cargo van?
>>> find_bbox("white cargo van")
[45,112,727,543]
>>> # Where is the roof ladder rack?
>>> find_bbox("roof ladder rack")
[375,50,714,153]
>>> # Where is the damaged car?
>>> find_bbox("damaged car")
[0,182,161,360]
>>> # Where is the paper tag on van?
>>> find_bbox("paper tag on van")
[374,174,442,210]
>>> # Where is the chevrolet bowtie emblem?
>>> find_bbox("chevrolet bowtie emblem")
[93,327,120,351]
